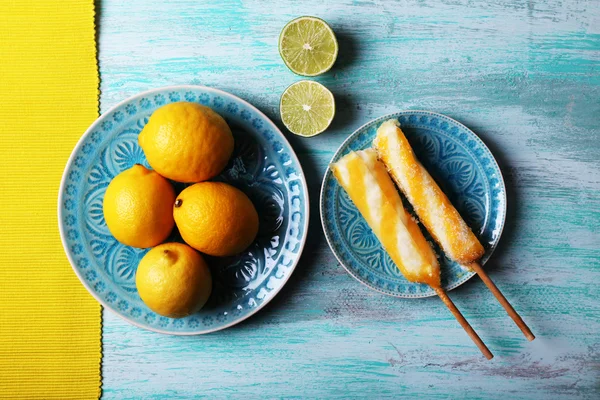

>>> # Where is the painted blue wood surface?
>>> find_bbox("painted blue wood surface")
[98,0,600,398]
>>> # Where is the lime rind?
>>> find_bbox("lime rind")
[279,16,339,77]
[280,80,335,137]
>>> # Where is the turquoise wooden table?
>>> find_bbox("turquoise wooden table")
[97,0,599,398]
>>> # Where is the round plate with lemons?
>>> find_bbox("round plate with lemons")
[58,86,309,334]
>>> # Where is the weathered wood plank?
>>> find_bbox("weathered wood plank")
[99,0,600,398]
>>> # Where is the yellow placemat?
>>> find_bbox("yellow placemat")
[0,1,101,399]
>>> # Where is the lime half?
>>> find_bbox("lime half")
[279,16,338,76]
[280,80,335,137]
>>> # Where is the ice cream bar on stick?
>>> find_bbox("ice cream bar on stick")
[331,149,493,359]
[374,119,534,341]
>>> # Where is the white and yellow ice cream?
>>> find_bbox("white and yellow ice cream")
[331,148,440,287]
[373,119,485,265]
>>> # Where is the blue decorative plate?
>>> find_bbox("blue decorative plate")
[320,111,506,298]
[58,86,309,334]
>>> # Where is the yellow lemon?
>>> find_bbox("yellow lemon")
[136,243,212,318]
[103,164,175,248]
[138,102,234,183]
[173,182,259,257]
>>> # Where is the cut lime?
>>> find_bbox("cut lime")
[280,80,335,137]
[279,16,338,76]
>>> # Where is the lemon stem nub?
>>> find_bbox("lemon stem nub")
[175,199,182,208]
[161,248,178,264]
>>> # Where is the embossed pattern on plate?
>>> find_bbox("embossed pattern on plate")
[320,111,506,298]
[58,86,309,334]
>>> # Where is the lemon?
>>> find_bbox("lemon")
[279,16,338,76]
[103,164,175,248]
[173,182,259,257]
[139,102,234,183]
[280,80,335,137]
[136,242,212,318]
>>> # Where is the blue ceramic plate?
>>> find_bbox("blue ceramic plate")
[58,86,309,334]
[320,111,506,298]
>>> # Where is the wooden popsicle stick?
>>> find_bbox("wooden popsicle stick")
[468,262,535,341]
[433,286,494,360]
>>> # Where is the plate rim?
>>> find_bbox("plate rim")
[319,110,507,298]
[58,85,310,335]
